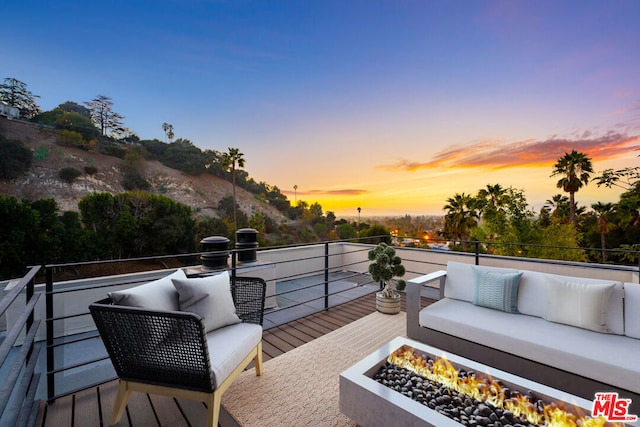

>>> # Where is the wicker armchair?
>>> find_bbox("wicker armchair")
[89,276,266,427]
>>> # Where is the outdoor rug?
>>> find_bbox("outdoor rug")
[221,311,406,426]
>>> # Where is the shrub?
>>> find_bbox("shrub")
[57,129,85,147]
[122,169,151,190]
[84,165,98,175]
[99,143,126,159]
[59,167,82,183]
[0,135,33,179]
[34,146,49,161]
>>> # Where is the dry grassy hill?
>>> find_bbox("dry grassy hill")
[0,117,287,222]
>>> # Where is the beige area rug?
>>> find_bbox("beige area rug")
[221,311,406,426]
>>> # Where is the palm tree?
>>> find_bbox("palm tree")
[591,202,615,262]
[162,122,174,142]
[477,184,506,210]
[443,193,478,251]
[544,194,570,221]
[221,147,245,234]
[550,150,593,227]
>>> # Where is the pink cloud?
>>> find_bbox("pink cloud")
[378,132,640,172]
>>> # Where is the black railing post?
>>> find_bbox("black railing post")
[324,242,329,310]
[46,266,55,401]
[475,242,480,265]
[231,250,237,282]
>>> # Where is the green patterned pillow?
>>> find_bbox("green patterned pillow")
[473,267,523,313]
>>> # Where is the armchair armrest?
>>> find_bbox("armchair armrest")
[409,270,447,299]
[406,270,447,341]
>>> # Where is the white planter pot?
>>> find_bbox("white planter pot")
[376,291,401,314]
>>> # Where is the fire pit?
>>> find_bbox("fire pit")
[340,337,635,427]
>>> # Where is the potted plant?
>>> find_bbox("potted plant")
[368,242,406,314]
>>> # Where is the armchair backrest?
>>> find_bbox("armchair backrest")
[231,276,267,325]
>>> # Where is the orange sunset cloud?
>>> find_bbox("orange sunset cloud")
[379,132,640,172]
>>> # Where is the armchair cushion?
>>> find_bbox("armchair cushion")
[205,322,263,387]
[172,272,241,333]
[108,268,184,311]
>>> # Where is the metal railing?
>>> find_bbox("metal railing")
[5,237,640,404]
[0,265,42,427]
[41,240,384,402]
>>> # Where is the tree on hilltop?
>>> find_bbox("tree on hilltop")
[551,150,593,227]
[58,101,91,118]
[0,77,40,119]
[85,95,124,137]
[162,122,175,142]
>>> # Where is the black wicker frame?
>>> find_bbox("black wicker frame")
[89,275,266,419]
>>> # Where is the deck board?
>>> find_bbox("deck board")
[38,292,434,426]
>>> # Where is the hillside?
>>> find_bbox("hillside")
[0,117,287,222]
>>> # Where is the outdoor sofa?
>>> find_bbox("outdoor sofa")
[406,261,640,414]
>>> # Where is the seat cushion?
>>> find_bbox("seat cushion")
[206,322,263,387]
[172,272,241,333]
[419,298,640,394]
[108,269,184,311]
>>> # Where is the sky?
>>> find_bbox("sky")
[3,0,640,217]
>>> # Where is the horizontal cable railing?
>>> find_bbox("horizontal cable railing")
[18,236,638,402]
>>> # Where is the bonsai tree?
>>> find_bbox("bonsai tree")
[368,242,406,298]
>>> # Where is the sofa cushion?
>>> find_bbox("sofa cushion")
[544,277,615,333]
[419,298,640,394]
[206,322,262,387]
[624,282,640,339]
[108,269,184,311]
[172,272,241,333]
[473,267,522,313]
[517,271,625,335]
[444,262,518,303]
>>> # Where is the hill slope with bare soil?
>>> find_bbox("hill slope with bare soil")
[0,117,287,222]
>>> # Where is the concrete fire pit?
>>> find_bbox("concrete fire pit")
[339,336,619,427]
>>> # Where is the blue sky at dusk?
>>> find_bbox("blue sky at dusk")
[3,1,640,216]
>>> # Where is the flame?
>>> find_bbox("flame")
[387,346,618,427]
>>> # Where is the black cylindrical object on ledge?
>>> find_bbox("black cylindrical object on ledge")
[200,236,230,270]
[236,228,258,264]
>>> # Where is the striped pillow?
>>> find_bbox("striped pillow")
[473,267,523,313]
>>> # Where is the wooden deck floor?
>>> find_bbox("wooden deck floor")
[35,293,433,427]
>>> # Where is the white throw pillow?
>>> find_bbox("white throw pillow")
[172,272,241,333]
[544,277,615,333]
[108,269,184,311]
